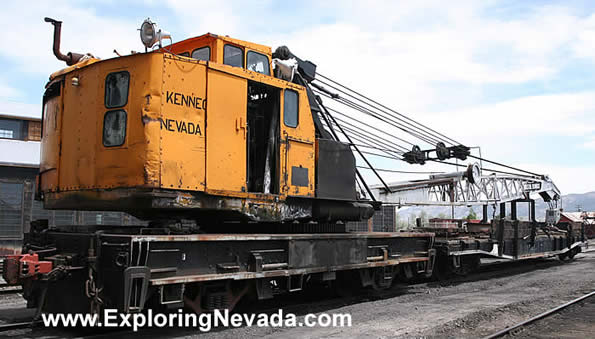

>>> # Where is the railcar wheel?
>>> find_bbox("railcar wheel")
[567,247,581,259]
[332,270,361,297]
[450,255,480,277]
[371,266,396,291]
[432,254,452,281]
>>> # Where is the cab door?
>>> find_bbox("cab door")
[205,69,247,193]
[280,88,315,197]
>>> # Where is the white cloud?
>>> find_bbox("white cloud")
[518,163,595,195]
[165,0,242,37]
[582,136,595,150]
[0,1,141,74]
[432,91,595,139]
[571,13,595,59]
[239,2,595,121]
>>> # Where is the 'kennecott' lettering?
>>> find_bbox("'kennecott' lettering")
[166,91,206,111]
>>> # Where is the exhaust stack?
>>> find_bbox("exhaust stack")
[44,17,84,66]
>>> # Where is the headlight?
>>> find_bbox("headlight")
[140,18,157,48]
[139,18,171,49]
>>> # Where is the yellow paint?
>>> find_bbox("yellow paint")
[205,67,247,193]
[280,87,316,197]
[49,58,101,80]
[40,33,316,208]
[160,55,207,191]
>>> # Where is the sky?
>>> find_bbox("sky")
[2,0,595,195]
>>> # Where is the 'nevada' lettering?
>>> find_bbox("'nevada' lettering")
[165,91,206,111]
[159,118,202,136]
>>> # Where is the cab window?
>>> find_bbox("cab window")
[191,47,210,61]
[105,71,129,108]
[224,44,243,68]
[103,110,127,147]
[247,51,270,75]
[284,90,298,128]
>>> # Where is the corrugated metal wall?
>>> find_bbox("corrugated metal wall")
[0,174,147,246]
[0,181,25,239]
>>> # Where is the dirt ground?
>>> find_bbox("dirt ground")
[1,246,593,339]
[195,248,595,339]
[506,293,595,339]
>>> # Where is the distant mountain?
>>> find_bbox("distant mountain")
[556,191,595,212]
[394,191,595,223]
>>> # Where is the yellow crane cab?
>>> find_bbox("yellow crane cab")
[39,18,374,225]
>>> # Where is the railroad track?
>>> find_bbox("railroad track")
[0,321,37,333]
[483,290,595,339]
[0,287,23,295]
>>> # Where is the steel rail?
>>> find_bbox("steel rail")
[0,320,39,332]
[483,290,595,339]
[0,287,23,295]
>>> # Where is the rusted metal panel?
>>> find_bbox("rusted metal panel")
[149,257,430,286]
[114,231,434,243]
[13,217,435,314]
[430,218,586,261]
[288,238,367,268]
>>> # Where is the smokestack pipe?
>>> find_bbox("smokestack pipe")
[44,17,84,66]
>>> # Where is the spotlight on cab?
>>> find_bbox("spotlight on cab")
[139,18,171,49]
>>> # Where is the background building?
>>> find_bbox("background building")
[0,107,145,256]
[559,211,595,239]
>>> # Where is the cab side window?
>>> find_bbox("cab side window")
[103,71,129,147]
[284,90,298,128]
[247,51,270,75]
[105,71,129,108]
[191,47,210,61]
[103,110,127,147]
[224,44,243,68]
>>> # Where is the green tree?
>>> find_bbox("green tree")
[465,207,477,220]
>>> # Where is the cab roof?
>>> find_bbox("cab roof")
[165,33,272,56]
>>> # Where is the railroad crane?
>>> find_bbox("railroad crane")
[2,17,584,316]
[3,18,438,315]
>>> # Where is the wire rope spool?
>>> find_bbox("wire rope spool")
[403,145,426,165]
[436,142,449,160]
[466,163,482,184]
